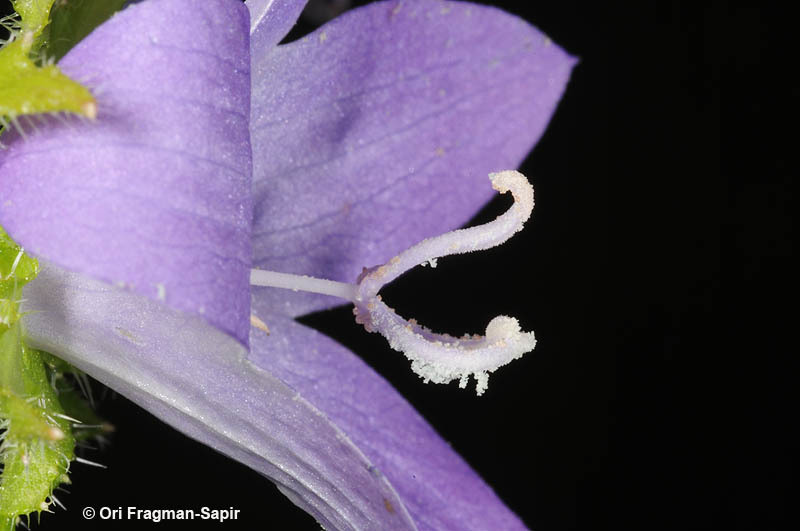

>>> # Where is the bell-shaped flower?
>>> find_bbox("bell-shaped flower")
[0,0,575,528]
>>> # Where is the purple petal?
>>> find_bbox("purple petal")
[250,300,526,530]
[22,263,416,530]
[248,0,309,51]
[0,0,253,344]
[251,0,576,317]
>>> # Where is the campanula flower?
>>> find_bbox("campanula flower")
[0,0,574,527]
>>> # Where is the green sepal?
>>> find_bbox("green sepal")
[0,36,96,120]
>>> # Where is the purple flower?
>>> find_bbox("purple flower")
[0,0,574,528]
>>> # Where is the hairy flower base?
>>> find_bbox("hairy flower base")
[250,171,537,395]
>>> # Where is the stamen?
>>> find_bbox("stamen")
[353,170,536,395]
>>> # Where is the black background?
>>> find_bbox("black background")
[1,1,790,530]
